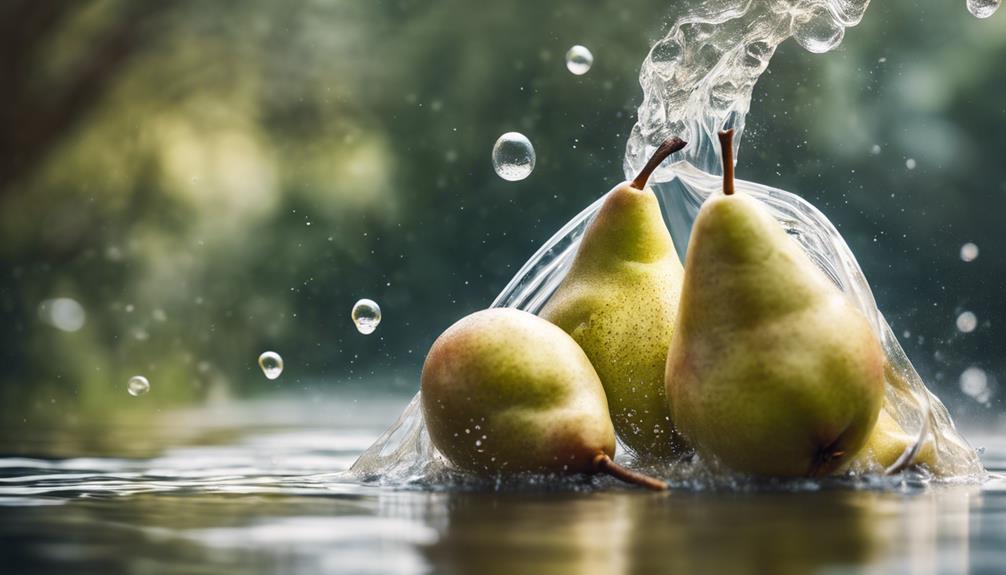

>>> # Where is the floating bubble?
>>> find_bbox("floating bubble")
[492,132,535,182]
[565,45,594,75]
[127,376,150,397]
[960,367,991,404]
[905,158,917,170]
[352,299,382,335]
[967,0,1001,18]
[258,351,284,380]
[960,243,979,262]
[38,298,86,332]
[956,311,977,333]
[870,144,881,155]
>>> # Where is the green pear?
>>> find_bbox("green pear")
[848,407,936,472]
[421,308,666,489]
[540,138,688,459]
[664,130,885,477]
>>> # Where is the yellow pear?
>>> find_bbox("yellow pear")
[849,408,936,472]
[541,138,688,459]
[665,130,885,477]
[421,308,666,489]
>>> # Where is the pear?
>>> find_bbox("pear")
[849,407,936,472]
[540,138,688,459]
[664,130,885,477]
[421,308,667,490]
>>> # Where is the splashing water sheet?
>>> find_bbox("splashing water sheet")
[351,0,984,485]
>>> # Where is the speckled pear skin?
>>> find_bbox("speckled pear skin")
[540,183,686,459]
[421,308,616,475]
[665,193,884,477]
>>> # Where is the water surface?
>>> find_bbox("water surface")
[1,393,1003,574]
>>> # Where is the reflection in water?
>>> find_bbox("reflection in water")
[0,398,1001,574]
[421,487,988,575]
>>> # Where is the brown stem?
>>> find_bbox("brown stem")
[719,129,735,196]
[593,453,668,491]
[630,137,687,190]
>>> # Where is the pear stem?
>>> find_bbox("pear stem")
[630,137,688,190]
[593,453,668,491]
[719,129,735,196]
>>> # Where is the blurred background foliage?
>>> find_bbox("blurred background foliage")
[0,0,1003,432]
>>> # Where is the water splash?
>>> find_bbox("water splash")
[352,168,984,483]
[624,0,871,180]
[351,0,983,484]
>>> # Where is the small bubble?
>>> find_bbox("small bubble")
[960,243,979,262]
[127,376,150,397]
[956,311,978,333]
[565,45,594,75]
[870,144,882,155]
[967,0,1001,18]
[960,367,991,404]
[352,299,382,335]
[258,351,284,380]
[905,158,917,170]
[492,132,535,182]
[38,298,86,332]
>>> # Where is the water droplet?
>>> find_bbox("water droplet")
[960,242,979,262]
[870,144,882,155]
[565,45,594,75]
[127,376,150,397]
[956,311,978,333]
[792,8,845,54]
[258,351,284,380]
[967,0,1001,18]
[492,132,535,182]
[905,158,917,170]
[38,298,86,332]
[960,367,991,404]
[351,299,382,335]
